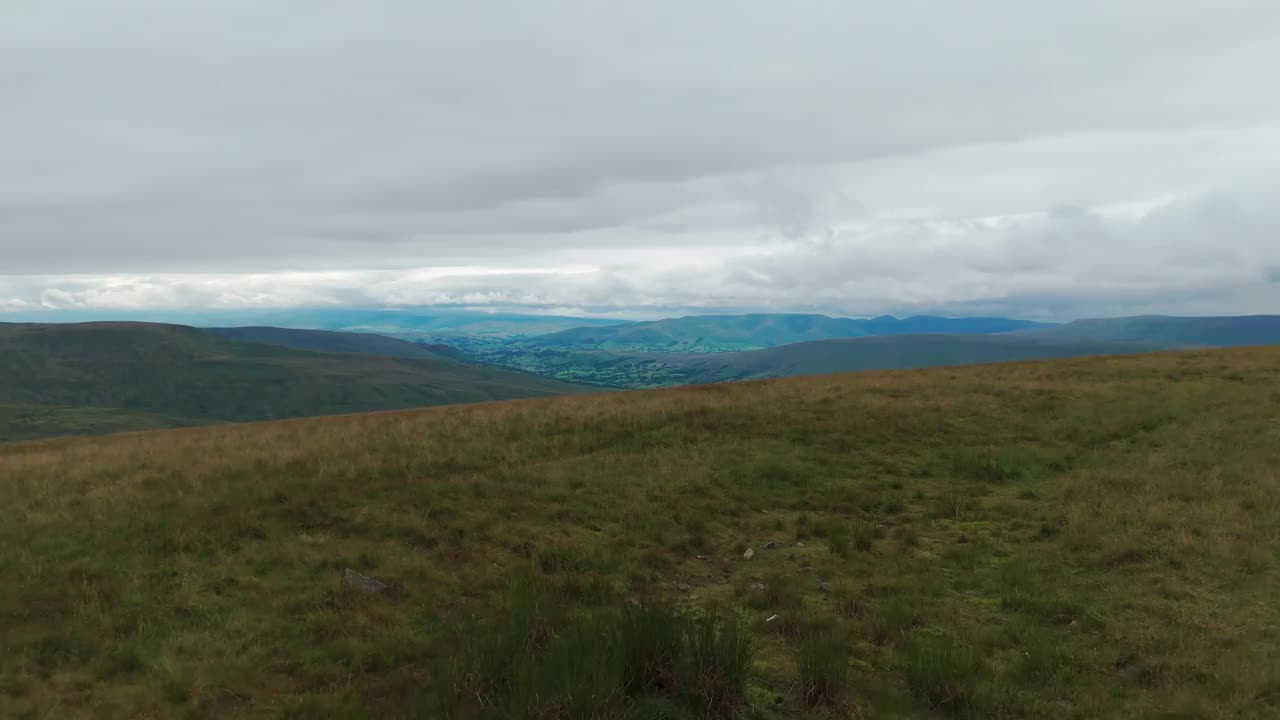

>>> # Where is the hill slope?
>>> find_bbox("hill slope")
[1022,314,1280,346]
[0,322,591,440]
[204,326,467,361]
[676,334,1165,384]
[2,347,1277,718]
[523,313,1054,352]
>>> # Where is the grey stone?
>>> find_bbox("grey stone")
[743,548,755,560]
[342,568,389,594]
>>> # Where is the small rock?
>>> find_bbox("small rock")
[764,541,778,550]
[787,552,797,561]
[695,554,709,561]
[743,548,755,560]
[765,614,779,623]
[341,568,389,594]
[749,582,766,591]
[817,580,831,594]
[676,582,693,592]
[795,541,806,548]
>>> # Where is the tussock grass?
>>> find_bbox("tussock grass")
[2,347,1280,717]
[442,586,749,719]
[796,634,856,715]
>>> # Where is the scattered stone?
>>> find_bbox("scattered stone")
[795,541,806,548]
[817,580,831,594]
[743,548,755,560]
[749,582,766,592]
[765,614,779,623]
[787,552,797,561]
[341,568,389,594]
[676,582,693,592]
[695,555,710,561]
[764,541,778,550]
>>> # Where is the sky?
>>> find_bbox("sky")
[3,1,1279,321]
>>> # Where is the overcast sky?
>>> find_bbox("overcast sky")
[3,1,1279,320]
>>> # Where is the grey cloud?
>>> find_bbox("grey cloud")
[3,1,1280,317]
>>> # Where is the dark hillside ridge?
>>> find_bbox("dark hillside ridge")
[205,326,467,361]
[0,322,593,441]
[1022,314,1280,346]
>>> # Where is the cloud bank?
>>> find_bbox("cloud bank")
[3,1,1279,320]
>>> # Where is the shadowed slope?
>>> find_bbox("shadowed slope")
[0,322,593,440]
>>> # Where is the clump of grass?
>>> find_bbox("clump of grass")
[950,448,1024,484]
[446,584,752,718]
[743,571,803,612]
[899,632,984,716]
[852,520,880,552]
[830,581,869,620]
[929,492,975,521]
[682,608,752,716]
[868,598,922,646]
[815,518,852,557]
[796,634,856,715]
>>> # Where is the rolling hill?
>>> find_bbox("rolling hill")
[1022,314,1280,346]
[204,326,467,361]
[5,307,630,341]
[0,322,591,441]
[674,334,1165,384]
[2,347,1277,718]
[520,313,1055,352]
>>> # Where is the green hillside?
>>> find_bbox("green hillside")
[1023,314,1280,346]
[205,326,467,361]
[2,347,1277,718]
[0,404,203,443]
[676,334,1166,384]
[478,334,1164,388]
[0,322,591,441]
[521,313,1054,353]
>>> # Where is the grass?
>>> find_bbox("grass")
[796,635,854,714]
[2,346,1280,718]
[439,583,749,718]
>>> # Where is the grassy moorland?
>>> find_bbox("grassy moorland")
[2,347,1279,718]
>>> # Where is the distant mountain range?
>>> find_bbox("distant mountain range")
[4,308,626,341]
[0,322,591,441]
[464,313,1280,387]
